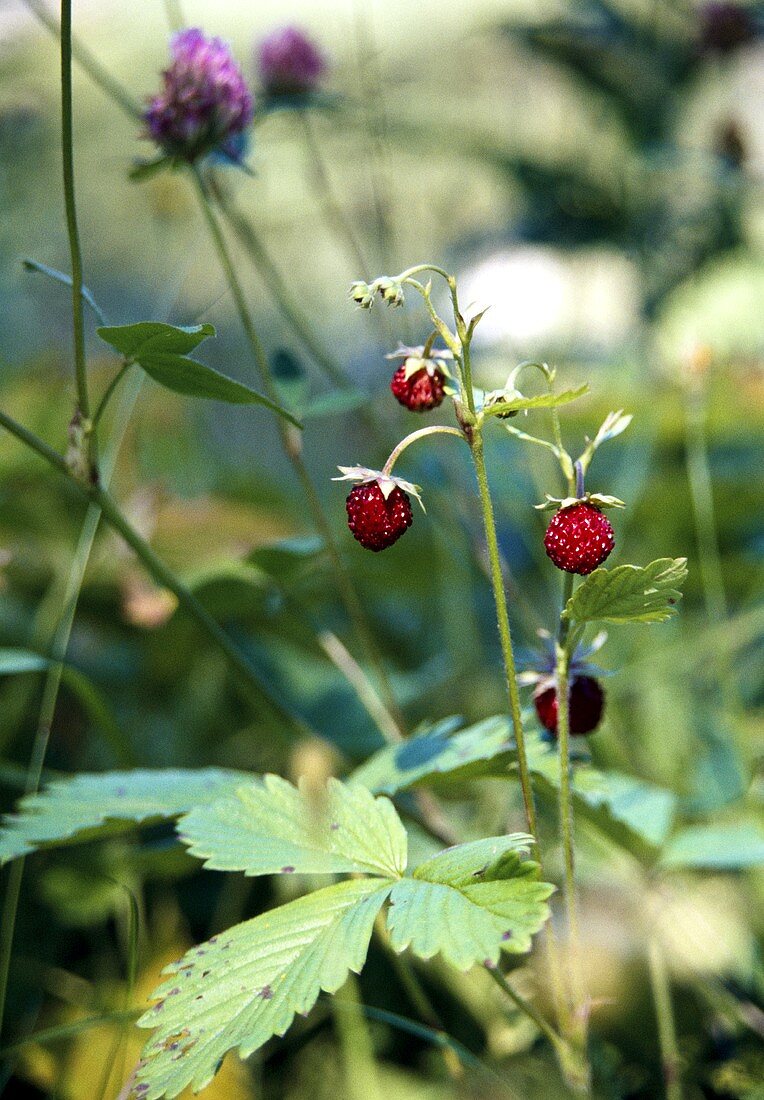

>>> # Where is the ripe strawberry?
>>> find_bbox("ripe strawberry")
[544,502,614,575]
[534,675,604,737]
[390,363,446,411]
[346,480,413,551]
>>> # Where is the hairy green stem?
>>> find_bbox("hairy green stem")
[648,938,683,1100]
[382,425,465,476]
[469,432,537,838]
[192,168,405,733]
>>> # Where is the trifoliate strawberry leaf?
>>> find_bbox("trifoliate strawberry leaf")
[660,821,764,870]
[179,775,407,878]
[386,836,553,971]
[96,323,301,427]
[136,878,391,1099]
[0,769,251,865]
[564,558,688,625]
[525,732,676,854]
[350,716,515,794]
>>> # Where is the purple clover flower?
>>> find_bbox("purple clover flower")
[257,26,327,97]
[699,3,757,54]
[145,28,253,163]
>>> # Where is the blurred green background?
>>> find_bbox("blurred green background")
[0,0,762,1097]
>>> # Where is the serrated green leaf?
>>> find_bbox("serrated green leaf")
[660,822,764,870]
[97,322,216,358]
[179,775,407,878]
[136,878,391,1098]
[386,836,553,970]
[484,384,589,418]
[526,732,676,853]
[351,716,515,795]
[0,769,251,865]
[565,558,688,625]
[96,323,300,426]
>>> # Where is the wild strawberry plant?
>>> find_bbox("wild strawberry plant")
[12,7,762,1100]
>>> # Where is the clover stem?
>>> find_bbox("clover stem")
[382,425,465,477]
[92,361,134,429]
[192,167,406,734]
[61,0,97,477]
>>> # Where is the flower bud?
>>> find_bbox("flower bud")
[144,28,253,163]
[349,281,374,309]
[257,26,327,98]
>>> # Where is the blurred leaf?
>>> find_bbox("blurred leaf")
[351,716,515,794]
[0,648,49,674]
[136,878,391,1098]
[179,776,407,878]
[0,648,128,761]
[526,732,676,852]
[97,322,300,425]
[247,537,326,580]
[300,389,372,420]
[0,768,251,864]
[565,558,688,625]
[386,836,553,970]
[660,822,764,870]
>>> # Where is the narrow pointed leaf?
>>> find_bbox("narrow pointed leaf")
[136,879,391,1098]
[387,836,553,970]
[483,385,588,418]
[179,775,407,878]
[0,769,251,864]
[97,322,301,426]
[565,558,688,625]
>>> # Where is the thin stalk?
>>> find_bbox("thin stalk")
[92,362,132,428]
[331,975,382,1100]
[191,168,405,733]
[487,967,567,1055]
[382,425,464,476]
[23,0,142,120]
[556,570,589,1081]
[469,431,537,838]
[684,385,727,625]
[0,409,311,739]
[210,180,351,391]
[0,374,141,1059]
[299,111,370,277]
[648,938,683,1100]
[60,0,94,473]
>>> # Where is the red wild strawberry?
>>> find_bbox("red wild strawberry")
[390,363,446,412]
[544,502,615,575]
[346,481,413,551]
[534,675,604,737]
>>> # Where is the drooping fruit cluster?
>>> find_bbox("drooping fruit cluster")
[390,363,446,411]
[346,481,413,551]
[544,502,615,575]
[534,675,605,737]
